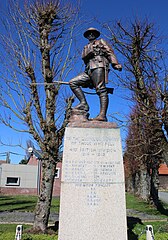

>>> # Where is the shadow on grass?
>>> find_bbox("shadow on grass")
[157,201,168,216]
[0,195,60,214]
[0,196,14,201]
[127,216,143,240]
[0,198,36,212]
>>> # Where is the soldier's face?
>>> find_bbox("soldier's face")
[87,32,96,41]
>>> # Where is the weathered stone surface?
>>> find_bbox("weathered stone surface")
[69,108,89,122]
[68,119,117,128]
[58,126,127,240]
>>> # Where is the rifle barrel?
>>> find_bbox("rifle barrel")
[30,82,114,94]
[31,81,69,85]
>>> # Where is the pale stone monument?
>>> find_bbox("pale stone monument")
[58,121,128,240]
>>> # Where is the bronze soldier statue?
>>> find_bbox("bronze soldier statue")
[69,27,122,121]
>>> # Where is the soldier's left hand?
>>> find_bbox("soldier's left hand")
[112,64,122,71]
[114,64,122,71]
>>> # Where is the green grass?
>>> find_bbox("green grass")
[128,220,168,240]
[126,192,168,218]
[0,224,58,240]
[0,223,31,233]
[0,222,167,240]
[139,233,168,240]
[0,233,58,240]
[0,223,59,239]
[134,221,168,234]
[0,195,60,213]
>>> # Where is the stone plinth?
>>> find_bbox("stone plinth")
[58,123,127,240]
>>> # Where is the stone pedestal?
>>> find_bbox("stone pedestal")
[58,123,127,240]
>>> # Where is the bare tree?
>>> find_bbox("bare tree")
[0,0,80,232]
[124,103,162,204]
[104,19,168,205]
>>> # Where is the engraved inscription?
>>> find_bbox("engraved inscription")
[63,135,122,184]
[75,183,111,206]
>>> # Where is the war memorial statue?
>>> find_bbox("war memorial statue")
[59,29,128,240]
[69,27,122,122]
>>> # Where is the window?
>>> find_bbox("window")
[6,177,20,186]
[55,168,60,179]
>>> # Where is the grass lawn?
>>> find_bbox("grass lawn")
[0,193,167,239]
[0,224,58,240]
[0,222,167,240]
[0,195,60,213]
[126,193,168,218]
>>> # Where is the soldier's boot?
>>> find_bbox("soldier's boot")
[72,87,89,111]
[92,93,108,121]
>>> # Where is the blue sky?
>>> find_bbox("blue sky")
[0,0,168,164]
[81,0,168,33]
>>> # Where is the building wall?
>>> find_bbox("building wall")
[0,187,37,195]
[158,164,168,191]
[1,164,38,188]
[0,161,62,196]
[0,163,38,195]
[159,175,168,190]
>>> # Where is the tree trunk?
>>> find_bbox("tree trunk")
[150,165,160,207]
[33,157,56,232]
[126,173,136,194]
[135,167,150,201]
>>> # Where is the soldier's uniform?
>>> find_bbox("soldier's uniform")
[69,28,121,121]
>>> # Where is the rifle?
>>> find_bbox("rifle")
[31,81,114,95]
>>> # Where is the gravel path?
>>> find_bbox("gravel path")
[0,211,59,224]
[159,191,168,204]
[126,209,166,221]
[0,210,165,224]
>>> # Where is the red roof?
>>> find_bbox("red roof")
[0,160,7,164]
[159,164,168,175]
[27,155,38,165]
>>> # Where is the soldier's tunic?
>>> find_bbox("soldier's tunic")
[70,38,119,95]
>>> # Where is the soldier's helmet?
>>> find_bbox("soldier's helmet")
[83,27,100,39]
